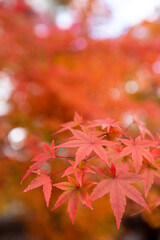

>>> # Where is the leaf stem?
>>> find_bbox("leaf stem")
[50,167,68,176]
[50,153,96,177]
[55,155,75,159]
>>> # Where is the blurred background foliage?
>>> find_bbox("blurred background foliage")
[0,0,160,239]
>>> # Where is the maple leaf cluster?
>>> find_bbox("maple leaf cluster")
[21,112,160,229]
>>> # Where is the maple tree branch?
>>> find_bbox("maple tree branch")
[50,167,68,176]
[50,153,97,177]
[55,155,75,159]
[55,152,97,161]
[124,122,133,132]
[84,153,96,161]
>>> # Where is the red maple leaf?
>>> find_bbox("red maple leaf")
[151,135,160,159]
[117,136,156,173]
[87,117,121,133]
[133,115,153,139]
[24,170,52,207]
[91,164,148,229]
[62,160,95,186]
[55,128,115,168]
[141,165,160,197]
[54,112,82,134]
[21,140,55,183]
[150,147,160,159]
[52,176,95,223]
[107,145,123,165]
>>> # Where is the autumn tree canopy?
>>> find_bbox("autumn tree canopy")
[0,0,160,239]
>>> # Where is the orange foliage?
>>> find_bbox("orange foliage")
[0,1,160,239]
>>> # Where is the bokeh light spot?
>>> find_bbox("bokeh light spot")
[152,60,160,74]
[8,127,27,150]
[0,101,11,116]
[55,8,75,30]
[125,80,139,94]
[34,23,50,38]
[109,88,120,101]
[0,72,13,101]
